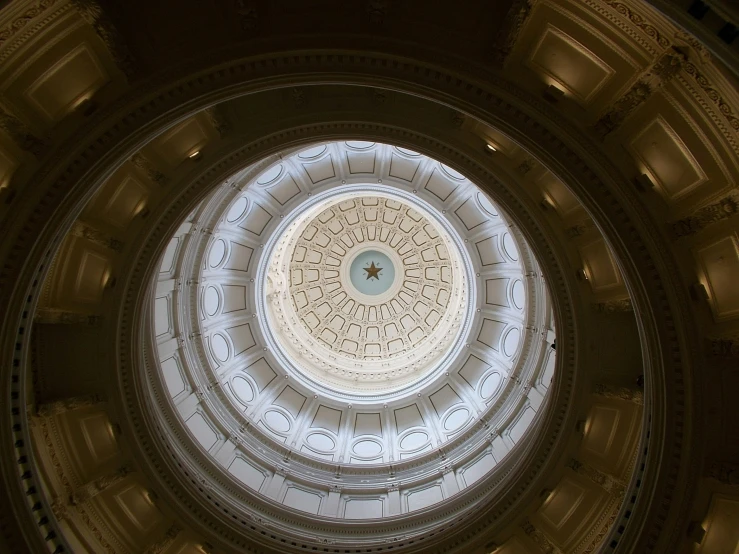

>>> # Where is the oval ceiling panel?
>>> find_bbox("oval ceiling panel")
[264,410,291,433]
[503,233,519,261]
[211,333,229,362]
[399,431,429,451]
[353,440,382,457]
[444,408,470,431]
[226,197,249,223]
[208,239,227,267]
[299,145,327,159]
[257,164,282,185]
[512,280,525,310]
[480,372,502,399]
[231,376,255,404]
[477,192,498,216]
[395,146,420,157]
[307,433,336,452]
[204,286,220,316]
[440,163,465,180]
[345,140,375,149]
[503,327,521,358]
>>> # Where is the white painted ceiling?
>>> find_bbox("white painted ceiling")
[151,141,555,519]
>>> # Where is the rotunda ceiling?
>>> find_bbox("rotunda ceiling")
[265,192,468,393]
[4,0,729,549]
[149,141,555,529]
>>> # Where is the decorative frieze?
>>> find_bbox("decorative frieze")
[131,153,168,185]
[594,298,633,314]
[0,105,47,156]
[565,224,586,238]
[450,110,465,129]
[291,87,306,108]
[490,0,534,67]
[673,31,711,63]
[599,0,669,48]
[594,49,687,137]
[370,87,388,105]
[580,500,620,554]
[515,158,536,175]
[70,220,123,252]
[649,50,686,81]
[142,524,182,554]
[683,62,739,133]
[565,219,596,238]
[204,105,231,139]
[69,463,133,504]
[75,504,118,554]
[36,393,103,416]
[568,459,625,496]
[71,0,138,79]
[366,0,388,24]
[34,308,102,326]
[707,461,739,485]
[671,193,738,237]
[50,497,69,521]
[235,0,258,31]
[521,516,563,554]
[0,0,60,50]
[705,334,739,359]
[593,383,644,405]
[594,82,651,137]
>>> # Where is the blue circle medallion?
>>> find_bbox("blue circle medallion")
[349,250,395,296]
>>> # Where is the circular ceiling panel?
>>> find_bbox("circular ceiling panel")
[348,249,395,297]
[264,192,469,394]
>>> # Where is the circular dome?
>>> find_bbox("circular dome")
[263,191,469,394]
[149,141,554,534]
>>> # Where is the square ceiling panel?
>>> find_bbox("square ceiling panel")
[529,25,613,103]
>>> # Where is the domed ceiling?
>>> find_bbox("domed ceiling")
[267,190,469,394]
[149,141,555,529]
[5,0,735,550]
[267,192,467,394]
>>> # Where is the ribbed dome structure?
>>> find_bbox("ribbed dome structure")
[268,191,467,393]
[149,142,554,531]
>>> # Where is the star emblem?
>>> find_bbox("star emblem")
[363,261,382,280]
